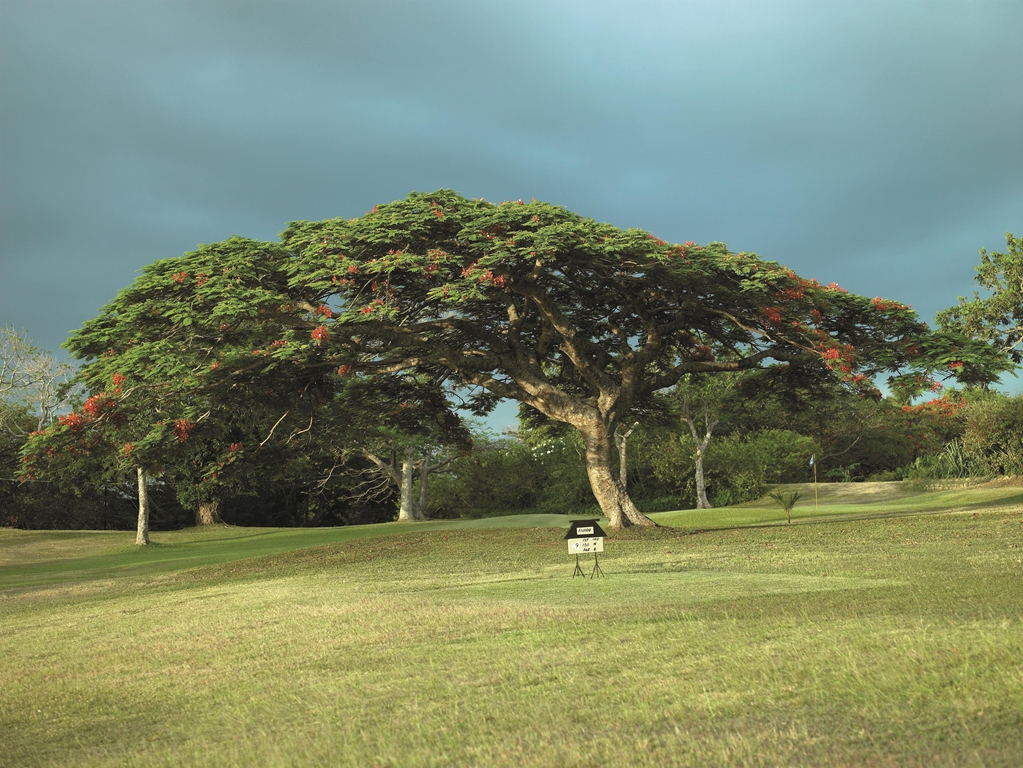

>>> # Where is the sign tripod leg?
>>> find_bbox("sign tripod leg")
[591,553,604,578]
[572,554,585,578]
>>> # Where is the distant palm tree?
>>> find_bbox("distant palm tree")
[767,490,802,525]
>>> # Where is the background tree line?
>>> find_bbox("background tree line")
[425,382,1023,518]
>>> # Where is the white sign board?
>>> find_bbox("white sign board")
[568,537,604,554]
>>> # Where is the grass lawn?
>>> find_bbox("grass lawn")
[2,481,1022,767]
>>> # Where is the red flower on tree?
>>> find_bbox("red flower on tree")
[82,394,115,418]
[311,325,330,343]
[59,412,86,431]
[173,419,195,442]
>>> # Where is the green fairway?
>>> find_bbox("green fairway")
[652,478,1023,530]
[0,514,576,591]
[2,482,1023,766]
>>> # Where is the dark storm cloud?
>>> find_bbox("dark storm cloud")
[2,0,1021,391]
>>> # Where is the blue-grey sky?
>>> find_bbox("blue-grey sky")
[2,1,1021,410]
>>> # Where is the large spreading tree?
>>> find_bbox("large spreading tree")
[31,190,1005,530]
[283,191,1010,527]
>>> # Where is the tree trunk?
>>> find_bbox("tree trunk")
[397,450,425,521]
[614,421,639,489]
[419,459,429,515]
[683,404,718,510]
[693,443,711,509]
[363,448,421,519]
[580,423,655,531]
[135,466,150,546]
[196,499,222,526]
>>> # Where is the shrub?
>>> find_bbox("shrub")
[963,394,1023,476]
[425,434,594,517]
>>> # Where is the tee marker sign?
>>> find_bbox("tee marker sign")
[565,519,607,578]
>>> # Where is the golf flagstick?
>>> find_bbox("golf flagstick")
[811,454,818,513]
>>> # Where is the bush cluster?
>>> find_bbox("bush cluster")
[426,435,598,518]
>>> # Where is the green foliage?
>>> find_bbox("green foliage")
[278,190,987,411]
[938,233,1023,368]
[724,429,820,483]
[766,490,802,524]
[962,393,1023,476]
[766,490,803,509]
[426,433,595,518]
[671,371,745,430]
[899,392,1023,481]
[650,428,820,507]
[426,439,540,517]
[906,439,981,480]
[693,370,922,482]
[710,429,820,505]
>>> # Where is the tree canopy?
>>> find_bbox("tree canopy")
[26,190,1006,530]
[938,233,1022,370]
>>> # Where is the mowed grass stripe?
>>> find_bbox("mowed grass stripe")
[0,514,576,590]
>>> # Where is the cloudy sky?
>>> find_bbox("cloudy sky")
[2,1,1021,402]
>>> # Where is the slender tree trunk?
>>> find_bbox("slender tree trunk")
[687,427,720,511]
[419,459,429,515]
[683,409,717,510]
[614,421,639,489]
[397,449,425,521]
[580,423,655,531]
[135,466,150,546]
[196,499,222,526]
[693,443,711,509]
